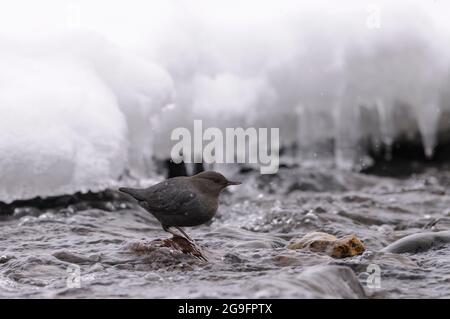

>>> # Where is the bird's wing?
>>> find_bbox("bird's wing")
[142,182,198,215]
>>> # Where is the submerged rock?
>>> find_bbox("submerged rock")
[382,231,450,254]
[248,265,366,298]
[288,231,365,258]
[298,265,366,298]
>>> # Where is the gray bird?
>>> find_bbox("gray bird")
[119,171,241,242]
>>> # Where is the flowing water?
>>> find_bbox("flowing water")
[1,166,450,298]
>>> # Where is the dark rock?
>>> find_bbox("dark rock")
[382,231,450,254]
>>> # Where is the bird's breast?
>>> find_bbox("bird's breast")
[194,194,218,218]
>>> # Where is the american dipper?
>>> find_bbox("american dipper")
[119,171,241,241]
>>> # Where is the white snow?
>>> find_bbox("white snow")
[0,34,174,203]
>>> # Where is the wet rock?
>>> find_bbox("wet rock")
[298,265,366,298]
[288,232,337,250]
[331,235,366,258]
[248,265,366,298]
[0,254,15,264]
[129,236,208,261]
[382,231,450,254]
[288,231,365,258]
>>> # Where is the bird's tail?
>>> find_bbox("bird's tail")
[118,187,146,201]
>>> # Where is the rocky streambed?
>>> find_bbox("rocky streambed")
[1,166,450,298]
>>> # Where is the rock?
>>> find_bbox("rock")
[0,254,15,264]
[298,265,366,298]
[247,265,366,298]
[330,235,366,258]
[288,231,365,258]
[129,236,208,261]
[288,232,337,250]
[381,230,450,254]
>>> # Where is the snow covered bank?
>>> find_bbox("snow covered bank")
[0,33,173,203]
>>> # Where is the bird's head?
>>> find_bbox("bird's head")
[191,171,241,194]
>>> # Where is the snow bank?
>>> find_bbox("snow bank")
[0,33,174,203]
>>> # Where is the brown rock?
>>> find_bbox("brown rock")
[287,232,337,251]
[287,232,365,258]
[330,235,365,258]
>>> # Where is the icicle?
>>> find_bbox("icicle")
[375,99,394,161]
[416,104,440,159]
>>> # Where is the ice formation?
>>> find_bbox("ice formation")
[0,33,174,203]
[140,0,450,169]
[1,0,450,202]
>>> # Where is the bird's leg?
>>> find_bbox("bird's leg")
[175,227,194,243]
[162,225,194,244]
[162,224,181,238]
[162,225,206,261]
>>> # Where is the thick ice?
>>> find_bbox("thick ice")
[139,0,450,168]
[0,34,174,203]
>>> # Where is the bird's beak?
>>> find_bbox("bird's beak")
[227,181,242,186]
